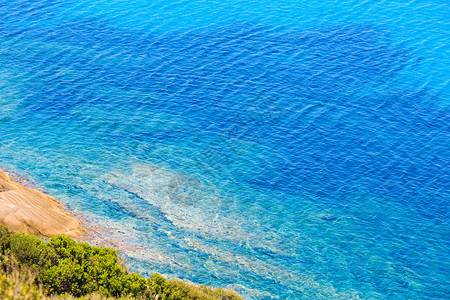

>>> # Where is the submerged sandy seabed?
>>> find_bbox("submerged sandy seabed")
[0,169,84,238]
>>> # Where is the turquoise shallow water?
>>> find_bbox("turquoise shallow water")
[0,0,449,298]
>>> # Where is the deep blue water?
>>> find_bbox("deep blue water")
[0,0,449,298]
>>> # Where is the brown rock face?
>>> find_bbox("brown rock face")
[0,170,84,238]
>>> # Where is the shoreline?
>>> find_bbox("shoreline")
[0,169,85,238]
[0,168,245,299]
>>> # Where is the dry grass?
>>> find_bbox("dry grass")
[0,268,43,300]
[44,293,140,300]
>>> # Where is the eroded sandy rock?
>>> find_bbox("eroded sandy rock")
[0,170,84,238]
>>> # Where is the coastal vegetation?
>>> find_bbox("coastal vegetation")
[0,225,242,300]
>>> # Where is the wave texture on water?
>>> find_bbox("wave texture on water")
[0,0,449,299]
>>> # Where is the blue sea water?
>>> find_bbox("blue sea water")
[0,0,449,298]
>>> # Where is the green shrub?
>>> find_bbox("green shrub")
[0,224,12,253]
[120,273,149,298]
[0,226,243,300]
[42,235,129,297]
[9,233,57,270]
[166,279,243,300]
[147,273,180,299]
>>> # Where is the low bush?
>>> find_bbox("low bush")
[0,225,243,300]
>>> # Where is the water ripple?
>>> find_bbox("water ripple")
[0,0,449,299]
